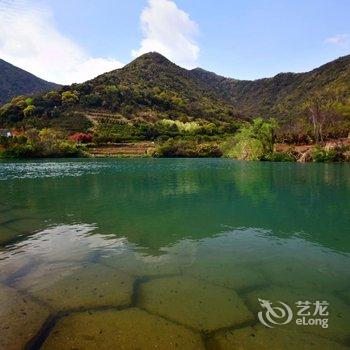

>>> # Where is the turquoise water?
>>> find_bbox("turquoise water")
[0,159,349,349]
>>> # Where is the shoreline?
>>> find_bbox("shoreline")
[1,139,349,162]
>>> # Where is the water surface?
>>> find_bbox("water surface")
[0,159,349,349]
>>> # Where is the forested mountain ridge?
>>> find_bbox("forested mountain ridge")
[216,54,350,121]
[0,59,60,105]
[0,52,349,140]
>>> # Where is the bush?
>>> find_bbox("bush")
[221,137,264,160]
[222,118,278,160]
[0,128,86,158]
[311,147,345,162]
[61,91,79,105]
[23,105,36,118]
[0,143,36,158]
[81,94,102,107]
[160,119,202,134]
[58,141,84,157]
[154,139,222,158]
[68,132,93,143]
[264,151,296,162]
[197,144,223,157]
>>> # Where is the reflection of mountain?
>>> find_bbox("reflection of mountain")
[1,225,348,296]
[0,159,349,253]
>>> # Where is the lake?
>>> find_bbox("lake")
[0,158,349,349]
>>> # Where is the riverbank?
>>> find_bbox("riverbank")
[88,142,156,157]
[275,138,350,163]
[85,139,350,162]
[1,136,349,162]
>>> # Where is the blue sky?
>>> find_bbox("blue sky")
[0,0,349,83]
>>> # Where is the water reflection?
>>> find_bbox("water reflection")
[0,159,349,253]
[1,223,349,292]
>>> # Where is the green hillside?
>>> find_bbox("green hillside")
[1,52,349,141]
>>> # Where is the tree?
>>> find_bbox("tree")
[68,132,93,143]
[222,118,278,160]
[44,91,62,106]
[248,117,278,154]
[61,91,79,105]
[306,91,339,143]
[23,105,36,118]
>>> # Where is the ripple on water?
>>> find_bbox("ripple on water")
[0,160,111,180]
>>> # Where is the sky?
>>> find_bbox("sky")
[0,0,349,84]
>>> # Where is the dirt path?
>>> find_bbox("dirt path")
[88,142,156,157]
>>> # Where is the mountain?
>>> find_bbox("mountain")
[0,59,60,104]
[89,52,236,119]
[204,54,350,121]
[75,52,350,130]
[0,52,349,139]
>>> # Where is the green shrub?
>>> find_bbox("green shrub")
[160,119,202,134]
[81,94,102,107]
[25,98,34,106]
[221,118,278,160]
[264,151,296,162]
[221,138,264,160]
[311,147,345,162]
[61,91,79,105]
[197,144,223,157]
[0,128,86,158]
[23,105,36,118]
[58,141,84,157]
[154,139,222,158]
[0,144,36,158]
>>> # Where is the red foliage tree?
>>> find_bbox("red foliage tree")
[68,133,93,143]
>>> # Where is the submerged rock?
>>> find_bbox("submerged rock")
[138,276,254,332]
[257,259,350,292]
[13,261,82,292]
[42,308,205,350]
[29,263,135,311]
[186,261,265,290]
[209,324,349,350]
[0,284,50,350]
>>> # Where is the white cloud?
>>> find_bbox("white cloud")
[0,0,124,84]
[132,0,199,68]
[324,34,349,47]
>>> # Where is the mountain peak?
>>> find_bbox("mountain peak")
[0,59,60,104]
[128,52,174,66]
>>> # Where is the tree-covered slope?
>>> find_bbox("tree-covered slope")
[0,59,60,104]
[0,52,349,139]
[213,54,350,120]
[87,52,236,121]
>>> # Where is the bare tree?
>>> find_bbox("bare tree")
[307,91,338,143]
